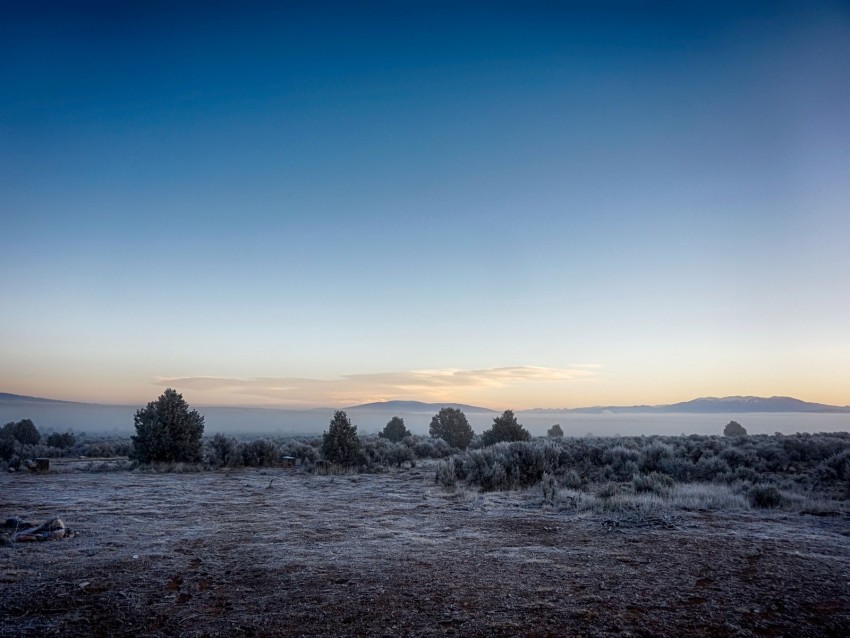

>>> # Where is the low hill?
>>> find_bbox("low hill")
[346,400,496,413]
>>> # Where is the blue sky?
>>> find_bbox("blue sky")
[2,1,849,408]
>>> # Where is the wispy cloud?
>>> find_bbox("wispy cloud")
[155,366,598,407]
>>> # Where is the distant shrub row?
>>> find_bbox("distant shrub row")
[202,430,457,471]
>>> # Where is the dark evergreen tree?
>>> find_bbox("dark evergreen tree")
[547,423,564,438]
[481,410,531,446]
[131,389,204,463]
[379,416,411,443]
[322,410,362,466]
[723,420,747,437]
[1,419,41,457]
[46,432,76,448]
[0,434,15,461]
[429,407,474,450]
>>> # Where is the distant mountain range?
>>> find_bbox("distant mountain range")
[526,396,850,414]
[346,400,496,413]
[1,393,848,434]
[0,392,79,404]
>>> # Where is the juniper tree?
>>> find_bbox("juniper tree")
[131,389,204,463]
[322,410,362,466]
[429,407,474,450]
[481,410,531,446]
[1,419,41,457]
[379,416,410,443]
[547,423,564,438]
[723,420,747,437]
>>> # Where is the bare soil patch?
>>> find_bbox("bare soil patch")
[2,466,849,637]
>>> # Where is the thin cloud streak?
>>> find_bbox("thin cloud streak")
[156,366,598,407]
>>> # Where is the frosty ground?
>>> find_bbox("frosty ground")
[2,465,849,637]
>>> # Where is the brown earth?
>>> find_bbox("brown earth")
[1,465,849,637]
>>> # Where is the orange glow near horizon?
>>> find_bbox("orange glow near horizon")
[2,369,847,411]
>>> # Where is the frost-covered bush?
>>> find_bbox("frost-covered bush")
[632,471,674,494]
[457,441,561,491]
[428,432,850,510]
[658,457,695,482]
[638,442,673,473]
[748,484,783,508]
[719,446,748,468]
[818,449,850,481]
[360,437,415,470]
[756,445,789,472]
[241,439,281,467]
[205,433,242,468]
[692,455,730,482]
[413,437,454,459]
[280,440,320,463]
[601,445,640,481]
[435,458,458,488]
[85,440,133,457]
[562,469,583,489]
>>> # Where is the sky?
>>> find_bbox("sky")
[1,1,849,410]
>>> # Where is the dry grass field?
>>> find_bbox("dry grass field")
[2,465,849,637]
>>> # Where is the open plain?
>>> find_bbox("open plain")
[2,466,849,637]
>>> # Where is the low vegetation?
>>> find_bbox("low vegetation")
[435,432,850,514]
[5,404,850,519]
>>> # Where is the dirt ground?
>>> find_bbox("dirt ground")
[2,465,849,637]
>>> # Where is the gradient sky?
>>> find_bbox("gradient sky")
[2,1,849,409]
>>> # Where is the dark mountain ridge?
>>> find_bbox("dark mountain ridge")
[0,392,79,404]
[528,395,850,414]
